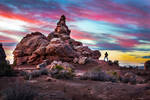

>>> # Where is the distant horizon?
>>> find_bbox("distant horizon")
[1,0,150,65]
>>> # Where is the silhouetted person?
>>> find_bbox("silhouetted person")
[104,52,108,62]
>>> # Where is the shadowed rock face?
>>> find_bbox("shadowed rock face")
[13,15,101,65]
[0,43,6,63]
[144,60,150,70]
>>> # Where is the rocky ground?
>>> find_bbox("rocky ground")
[1,60,150,100]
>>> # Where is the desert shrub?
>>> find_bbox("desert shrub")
[20,70,28,76]
[40,68,49,75]
[107,71,122,82]
[113,60,119,66]
[1,82,37,100]
[22,68,49,80]
[80,67,116,82]
[108,60,113,66]
[55,65,64,71]
[112,71,117,76]
[12,60,17,67]
[24,71,40,80]
[120,78,129,83]
[91,67,101,72]
[120,77,136,84]
[67,67,74,73]
[0,61,14,76]
[50,65,74,79]
[52,70,74,79]
[120,72,137,84]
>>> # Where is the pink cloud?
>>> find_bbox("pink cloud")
[67,1,150,27]
[71,30,96,40]
[0,36,17,43]
[118,39,139,47]
[109,35,139,47]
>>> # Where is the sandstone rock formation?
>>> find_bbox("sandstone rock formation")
[0,43,6,63]
[144,60,150,70]
[13,15,101,65]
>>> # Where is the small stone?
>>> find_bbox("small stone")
[78,56,87,64]
[73,57,78,63]
[46,77,56,82]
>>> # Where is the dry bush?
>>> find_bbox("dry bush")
[50,65,74,79]
[21,68,49,80]
[80,67,116,82]
[113,60,119,66]
[1,82,37,100]
[0,61,14,77]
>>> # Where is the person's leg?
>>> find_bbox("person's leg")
[106,57,108,62]
[104,57,106,62]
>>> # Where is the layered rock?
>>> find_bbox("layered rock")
[0,43,6,63]
[47,15,70,40]
[13,32,49,65]
[13,15,101,65]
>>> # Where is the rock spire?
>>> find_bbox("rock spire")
[13,15,101,65]
[55,15,70,35]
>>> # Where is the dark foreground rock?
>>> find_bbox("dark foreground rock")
[13,15,101,65]
[144,60,150,70]
[0,43,6,63]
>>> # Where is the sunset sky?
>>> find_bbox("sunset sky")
[0,0,150,65]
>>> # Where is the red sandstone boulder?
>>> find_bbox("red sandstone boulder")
[69,39,83,46]
[16,56,28,65]
[92,50,101,59]
[13,32,49,65]
[74,46,101,59]
[78,56,87,64]
[46,43,77,57]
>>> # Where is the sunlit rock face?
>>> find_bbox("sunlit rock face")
[13,15,101,65]
[0,43,6,63]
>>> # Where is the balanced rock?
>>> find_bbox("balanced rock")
[13,15,101,65]
[55,15,71,35]
[0,43,6,63]
[48,15,71,41]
